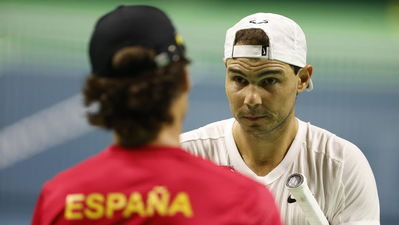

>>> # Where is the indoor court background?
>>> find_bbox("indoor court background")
[1,0,398,224]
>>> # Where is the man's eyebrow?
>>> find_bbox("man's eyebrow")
[227,68,245,76]
[228,68,283,78]
[258,70,283,78]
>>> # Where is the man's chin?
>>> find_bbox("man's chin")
[240,123,268,136]
[238,118,279,135]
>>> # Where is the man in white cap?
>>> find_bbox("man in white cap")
[181,13,380,225]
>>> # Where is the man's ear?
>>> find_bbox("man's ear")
[297,64,313,93]
[223,58,227,67]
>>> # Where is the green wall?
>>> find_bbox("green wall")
[1,0,398,86]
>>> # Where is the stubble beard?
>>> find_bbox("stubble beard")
[236,103,295,138]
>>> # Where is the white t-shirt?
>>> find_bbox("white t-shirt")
[180,118,380,225]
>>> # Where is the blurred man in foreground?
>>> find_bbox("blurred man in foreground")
[31,5,282,225]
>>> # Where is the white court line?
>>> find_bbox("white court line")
[0,74,215,170]
[0,94,92,169]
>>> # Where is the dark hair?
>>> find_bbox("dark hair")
[234,28,300,74]
[83,46,189,146]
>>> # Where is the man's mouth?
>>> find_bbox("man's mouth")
[242,115,267,121]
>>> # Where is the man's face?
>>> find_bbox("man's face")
[225,57,299,136]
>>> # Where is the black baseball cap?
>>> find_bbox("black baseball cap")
[89,5,186,77]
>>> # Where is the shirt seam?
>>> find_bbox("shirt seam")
[180,135,227,143]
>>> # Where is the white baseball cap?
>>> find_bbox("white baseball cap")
[224,13,313,91]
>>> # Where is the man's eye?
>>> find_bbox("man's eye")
[233,76,247,84]
[262,78,277,86]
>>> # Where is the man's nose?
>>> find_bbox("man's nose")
[243,85,262,108]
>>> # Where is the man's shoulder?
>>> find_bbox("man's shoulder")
[299,119,362,161]
[43,150,106,190]
[180,118,234,143]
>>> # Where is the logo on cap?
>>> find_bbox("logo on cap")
[249,19,268,24]
[262,46,267,56]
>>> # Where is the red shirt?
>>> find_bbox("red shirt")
[31,145,282,225]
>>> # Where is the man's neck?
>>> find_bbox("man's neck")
[114,93,187,148]
[150,122,182,147]
[233,116,298,176]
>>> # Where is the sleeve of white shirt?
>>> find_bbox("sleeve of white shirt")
[330,142,380,225]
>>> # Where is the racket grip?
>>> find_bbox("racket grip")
[286,173,329,225]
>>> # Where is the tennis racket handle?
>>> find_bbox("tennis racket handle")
[286,174,329,225]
